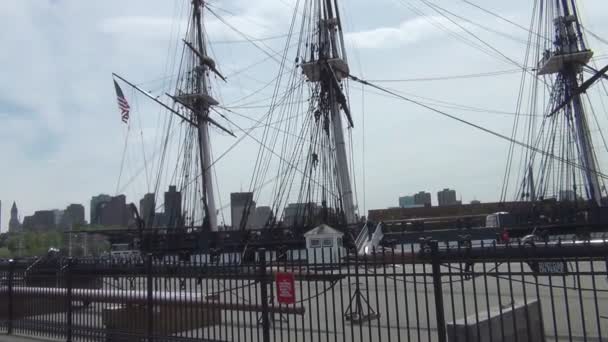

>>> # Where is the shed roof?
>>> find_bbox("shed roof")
[304,224,343,237]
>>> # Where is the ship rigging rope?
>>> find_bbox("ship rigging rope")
[211,33,297,45]
[148,1,189,206]
[415,0,529,71]
[366,69,524,83]
[205,5,285,65]
[188,157,310,224]
[402,0,553,97]
[348,74,608,182]
[116,117,131,195]
[418,0,533,47]
[131,94,151,193]
[500,0,541,202]
[581,25,608,46]
[459,0,550,42]
[212,107,341,199]
[146,105,309,214]
[120,75,304,198]
[151,113,325,217]
[395,0,510,65]
[118,116,182,195]
[223,69,301,109]
[349,82,539,118]
[396,0,532,73]
[244,0,305,225]
[132,39,300,92]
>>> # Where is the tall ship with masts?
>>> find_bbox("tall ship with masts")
[103,0,608,260]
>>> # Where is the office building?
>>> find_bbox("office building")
[413,191,432,207]
[283,202,319,227]
[53,210,65,226]
[398,195,421,208]
[231,192,255,230]
[139,193,156,228]
[437,188,458,206]
[98,195,129,227]
[90,194,112,225]
[164,186,183,228]
[22,210,56,231]
[63,204,86,228]
[251,206,273,229]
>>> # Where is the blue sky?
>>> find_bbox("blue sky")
[1,0,608,229]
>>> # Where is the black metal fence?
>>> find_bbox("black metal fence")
[0,239,607,342]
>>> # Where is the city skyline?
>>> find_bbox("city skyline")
[1,0,608,231]
[2,185,472,231]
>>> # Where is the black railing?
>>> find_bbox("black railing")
[0,239,607,341]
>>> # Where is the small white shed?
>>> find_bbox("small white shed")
[304,224,346,264]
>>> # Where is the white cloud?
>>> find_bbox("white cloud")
[346,16,454,49]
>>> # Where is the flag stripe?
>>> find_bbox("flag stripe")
[113,80,130,124]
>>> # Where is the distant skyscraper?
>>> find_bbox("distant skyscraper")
[398,195,417,208]
[231,192,256,230]
[8,202,21,233]
[90,194,112,225]
[164,186,183,228]
[413,191,432,207]
[22,216,32,231]
[251,206,273,229]
[139,193,156,228]
[437,188,458,206]
[22,210,55,231]
[62,204,86,229]
[53,209,65,226]
[98,195,129,227]
[283,202,319,227]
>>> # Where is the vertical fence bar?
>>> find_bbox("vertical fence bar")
[446,242,457,342]
[7,259,15,335]
[258,249,270,342]
[66,258,73,342]
[147,253,153,342]
[430,241,447,342]
[411,244,421,341]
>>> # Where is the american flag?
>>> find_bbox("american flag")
[113,80,130,124]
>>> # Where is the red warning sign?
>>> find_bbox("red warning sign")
[275,272,296,304]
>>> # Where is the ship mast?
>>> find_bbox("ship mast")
[537,0,602,205]
[195,1,218,231]
[173,0,221,231]
[112,0,237,236]
[301,0,357,225]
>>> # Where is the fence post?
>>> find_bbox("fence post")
[66,258,73,342]
[147,253,153,342]
[258,249,271,342]
[430,241,447,342]
[7,259,15,335]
